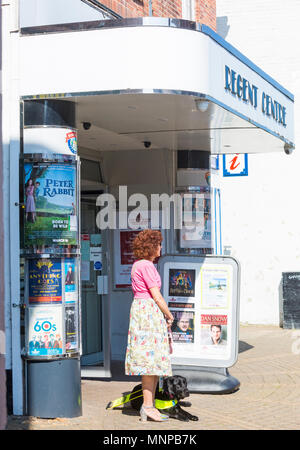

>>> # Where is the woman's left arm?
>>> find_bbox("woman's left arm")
[149,286,174,327]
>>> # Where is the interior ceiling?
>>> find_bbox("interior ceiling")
[71,93,284,154]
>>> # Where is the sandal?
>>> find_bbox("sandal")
[140,405,169,422]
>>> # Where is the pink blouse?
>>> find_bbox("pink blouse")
[131,259,161,299]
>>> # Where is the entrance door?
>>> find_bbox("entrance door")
[80,190,111,377]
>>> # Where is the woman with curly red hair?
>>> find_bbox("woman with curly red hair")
[125,229,174,422]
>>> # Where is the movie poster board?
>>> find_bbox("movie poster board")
[23,161,78,247]
[159,255,240,368]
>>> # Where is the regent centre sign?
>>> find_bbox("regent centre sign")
[225,65,287,127]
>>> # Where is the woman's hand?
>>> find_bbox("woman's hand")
[166,314,174,329]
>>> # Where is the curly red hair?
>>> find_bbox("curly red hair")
[132,229,162,260]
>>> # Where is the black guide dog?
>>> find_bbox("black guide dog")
[130,375,199,422]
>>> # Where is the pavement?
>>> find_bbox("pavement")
[5,324,300,430]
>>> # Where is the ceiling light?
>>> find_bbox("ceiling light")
[195,99,209,112]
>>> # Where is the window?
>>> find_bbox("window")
[20,0,116,29]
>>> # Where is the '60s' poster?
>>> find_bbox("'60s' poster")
[27,306,63,357]
[24,162,77,247]
[29,259,62,305]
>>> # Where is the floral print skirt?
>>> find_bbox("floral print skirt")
[125,297,172,376]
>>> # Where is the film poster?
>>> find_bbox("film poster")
[24,162,77,246]
[28,306,63,356]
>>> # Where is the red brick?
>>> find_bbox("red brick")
[99,0,216,30]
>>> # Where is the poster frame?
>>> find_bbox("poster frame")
[24,253,81,360]
[22,153,80,252]
[158,254,240,369]
[112,210,166,291]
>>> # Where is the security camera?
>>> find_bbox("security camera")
[143,141,151,149]
[82,122,91,130]
[284,143,293,155]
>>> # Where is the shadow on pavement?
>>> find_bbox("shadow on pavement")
[238,340,254,353]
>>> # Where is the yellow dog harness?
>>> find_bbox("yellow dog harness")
[106,387,177,410]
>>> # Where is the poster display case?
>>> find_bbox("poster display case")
[158,254,240,369]
[175,187,222,255]
[25,255,80,358]
[21,153,81,360]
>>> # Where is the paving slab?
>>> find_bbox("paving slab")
[6,325,300,430]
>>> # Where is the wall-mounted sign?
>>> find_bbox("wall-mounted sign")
[223,154,248,177]
[24,127,77,155]
[24,162,77,246]
[225,65,287,127]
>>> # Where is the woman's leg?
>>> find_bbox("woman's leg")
[142,375,156,407]
[152,375,159,405]
[141,375,167,421]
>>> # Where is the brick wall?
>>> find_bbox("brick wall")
[99,0,216,30]
[195,0,216,30]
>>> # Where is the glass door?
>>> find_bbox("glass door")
[80,191,111,377]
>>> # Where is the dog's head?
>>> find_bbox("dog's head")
[162,376,189,400]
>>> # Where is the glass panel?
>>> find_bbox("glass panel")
[20,0,114,28]
[80,196,103,362]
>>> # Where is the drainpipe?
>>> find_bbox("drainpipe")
[0,0,7,431]
[149,0,152,16]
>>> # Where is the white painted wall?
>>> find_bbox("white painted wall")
[217,0,300,324]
